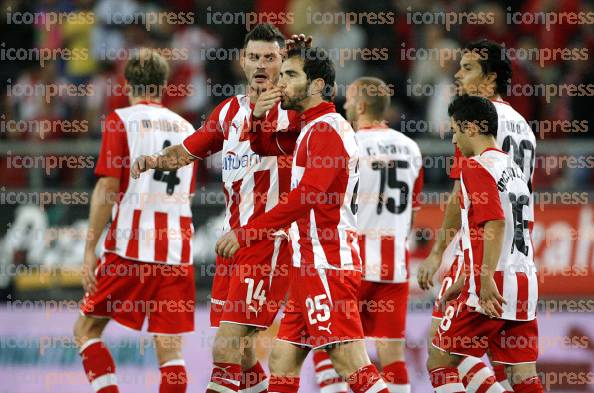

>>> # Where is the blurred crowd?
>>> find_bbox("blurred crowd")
[0,0,593,189]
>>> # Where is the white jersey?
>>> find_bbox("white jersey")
[102,103,197,265]
[355,128,423,283]
[459,148,538,321]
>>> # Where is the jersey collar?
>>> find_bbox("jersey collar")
[358,122,389,131]
[136,100,163,106]
[298,101,336,125]
[480,147,505,155]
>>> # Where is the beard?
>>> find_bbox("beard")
[280,84,309,111]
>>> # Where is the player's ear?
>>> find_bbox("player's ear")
[310,78,325,97]
[466,121,480,137]
[356,98,366,116]
[485,72,497,95]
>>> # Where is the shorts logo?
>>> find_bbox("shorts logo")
[317,322,333,334]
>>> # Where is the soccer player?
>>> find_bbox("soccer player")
[131,24,309,393]
[73,49,196,393]
[216,47,390,393]
[427,95,543,393]
[418,39,537,392]
[309,77,423,393]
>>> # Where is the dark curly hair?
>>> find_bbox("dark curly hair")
[448,94,498,137]
[464,39,512,96]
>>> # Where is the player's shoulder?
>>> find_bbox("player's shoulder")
[102,110,126,135]
[357,128,421,155]
[464,148,507,177]
[392,128,422,156]
[493,100,536,142]
[214,95,241,113]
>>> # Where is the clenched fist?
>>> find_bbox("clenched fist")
[131,154,158,179]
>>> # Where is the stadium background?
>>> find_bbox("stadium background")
[0,0,593,392]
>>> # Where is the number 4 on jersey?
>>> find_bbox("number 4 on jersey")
[153,140,181,195]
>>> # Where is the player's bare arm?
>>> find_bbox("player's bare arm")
[417,180,462,290]
[82,176,119,294]
[130,144,194,179]
[480,219,506,318]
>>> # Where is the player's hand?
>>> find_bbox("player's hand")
[81,249,98,295]
[479,275,506,318]
[417,252,440,290]
[439,272,465,312]
[253,82,282,119]
[215,231,241,259]
[131,154,158,179]
[285,34,313,51]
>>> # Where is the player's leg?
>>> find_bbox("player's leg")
[74,315,118,393]
[489,319,543,393]
[154,335,187,393]
[432,266,508,392]
[370,282,409,393]
[326,340,389,393]
[75,253,143,393]
[208,239,289,393]
[303,268,388,393]
[457,356,509,393]
[268,340,310,393]
[146,263,195,393]
[506,363,542,393]
[312,349,348,393]
[207,321,259,392]
[376,340,409,393]
[426,345,466,393]
[428,303,504,393]
[492,363,514,391]
[239,336,268,393]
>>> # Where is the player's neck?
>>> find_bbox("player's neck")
[472,137,497,156]
[299,95,324,113]
[129,95,162,105]
[484,92,502,101]
[355,117,387,131]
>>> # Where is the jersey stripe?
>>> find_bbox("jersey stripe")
[105,208,119,251]
[251,170,270,221]
[154,212,168,262]
[380,236,395,281]
[126,209,142,259]
[229,180,242,230]
[516,272,529,320]
[359,234,367,276]
[180,216,192,264]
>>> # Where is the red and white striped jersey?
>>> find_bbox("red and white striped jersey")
[449,99,536,263]
[289,107,361,270]
[241,102,362,270]
[97,101,197,265]
[459,148,538,321]
[182,95,294,233]
[355,127,423,283]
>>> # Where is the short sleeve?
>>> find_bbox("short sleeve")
[95,112,127,178]
[461,160,505,225]
[182,99,229,158]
